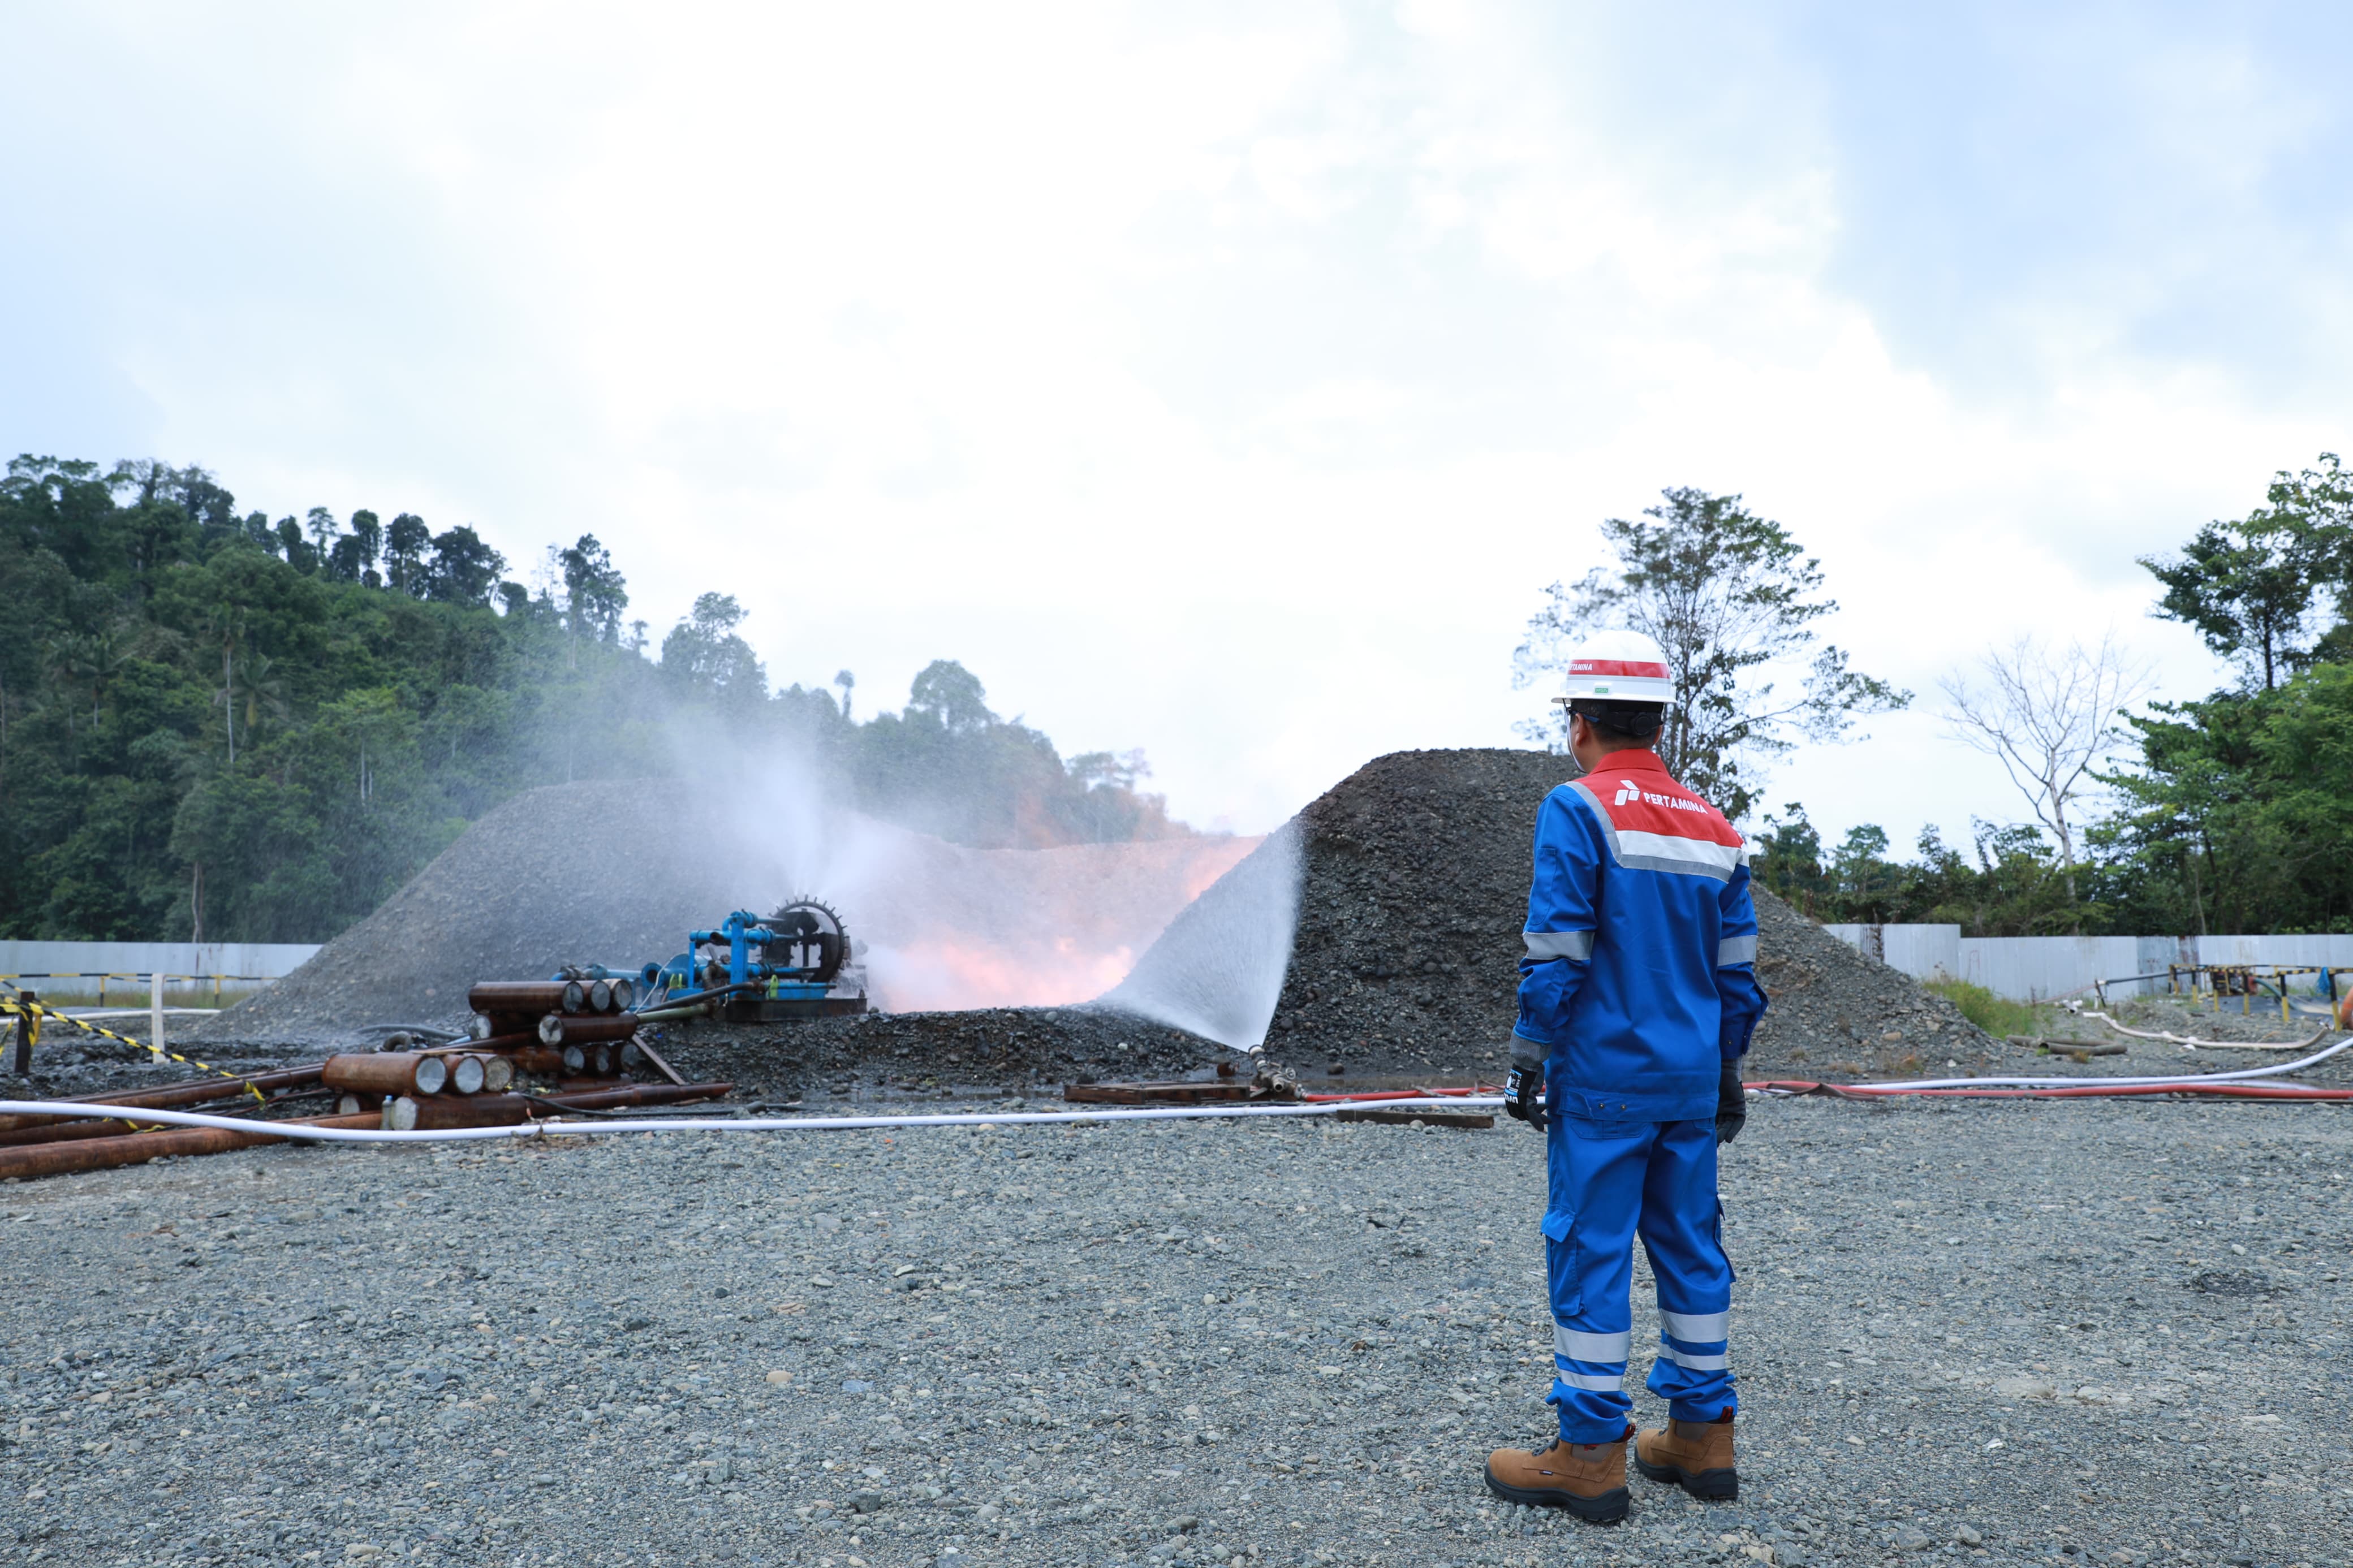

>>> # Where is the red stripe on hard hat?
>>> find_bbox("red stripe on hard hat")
[1568,659,1670,679]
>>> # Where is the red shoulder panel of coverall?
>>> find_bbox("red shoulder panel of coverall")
[1581,751,1743,848]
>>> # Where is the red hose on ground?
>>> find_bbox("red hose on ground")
[1747,1078,2353,1102]
[1299,1085,1503,1103]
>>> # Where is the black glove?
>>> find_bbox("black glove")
[1504,1065,1548,1131]
[1716,1060,1746,1146]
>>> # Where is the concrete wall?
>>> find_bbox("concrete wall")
[0,941,318,1005]
[1823,923,1960,978]
[1955,936,2146,1001]
[1818,925,2353,1001]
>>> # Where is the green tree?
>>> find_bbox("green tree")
[660,593,765,698]
[1514,487,1908,819]
[423,526,506,605]
[383,513,431,594]
[907,659,993,734]
[556,534,630,661]
[2139,453,2350,692]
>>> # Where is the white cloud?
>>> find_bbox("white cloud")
[3,0,2347,851]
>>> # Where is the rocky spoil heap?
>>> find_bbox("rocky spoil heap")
[186,777,1248,1047]
[1148,746,1992,1082]
[1251,748,1571,1075]
[1746,885,1993,1078]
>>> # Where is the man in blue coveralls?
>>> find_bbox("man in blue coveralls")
[1481,629,1768,1524]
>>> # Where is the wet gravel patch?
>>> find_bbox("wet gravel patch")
[3,1094,2350,1566]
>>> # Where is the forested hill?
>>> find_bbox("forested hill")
[0,456,1193,944]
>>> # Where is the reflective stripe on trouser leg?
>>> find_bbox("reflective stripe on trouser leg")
[1542,1116,1661,1443]
[1637,1117,1737,1424]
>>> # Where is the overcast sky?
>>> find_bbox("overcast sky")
[7,2,2350,848]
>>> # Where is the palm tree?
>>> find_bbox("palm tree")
[208,604,248,767]
[220,653,290,761]
[44,630,117,736]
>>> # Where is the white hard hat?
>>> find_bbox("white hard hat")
[1549,629,1677,705]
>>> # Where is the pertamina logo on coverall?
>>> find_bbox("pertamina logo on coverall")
[1609,777,1722,826]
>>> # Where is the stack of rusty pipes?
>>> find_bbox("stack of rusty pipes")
[464,980,647,1078]
[0,971,720,1177]
[0,1076,732,1178]
[350,979,661,1130]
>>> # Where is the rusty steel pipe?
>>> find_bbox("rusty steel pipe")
[503,1045,624,1080]
[407,1048,514,1093]
[566,1044,619,1077]
[535,1014,640,1046]
[466,981,587,1016]
[0,1091,334,1148]
[0,1112,381,1181]
[533,1081,731,1112]
[384,1078,726,1130]
[455,1026,537,1052]
[0,1065,328,1135]
[503,1040,637,1079]
[322,1052,451,1098]
[498,1046,574,1080]
[383,1094,533,1131]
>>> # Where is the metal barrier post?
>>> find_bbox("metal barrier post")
[151,969,166,1053]
[10,991,36,1075]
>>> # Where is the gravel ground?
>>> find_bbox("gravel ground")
[13,977,2340,1113]
[5,1091,2350,1567]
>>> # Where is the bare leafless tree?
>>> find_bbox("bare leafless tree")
[1940,632,2156,907]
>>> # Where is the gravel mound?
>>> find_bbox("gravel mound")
[184,779,1253,1048]
[1744,885,1993,1078]
[6,1094,2346,1566]
[1125,747,1990,1083]
[1182,748,1575,1076]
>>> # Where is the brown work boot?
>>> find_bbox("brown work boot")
[1483,1427,1631,1523]
[1634,1414,1737,1500]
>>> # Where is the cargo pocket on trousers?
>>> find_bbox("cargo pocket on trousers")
[1542,1209,1581,1319]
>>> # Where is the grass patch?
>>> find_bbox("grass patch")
[1922,978,2060,1039]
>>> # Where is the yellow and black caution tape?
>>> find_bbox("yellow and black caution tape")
[1,979,266,1105]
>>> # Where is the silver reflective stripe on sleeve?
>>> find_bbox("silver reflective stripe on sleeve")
[1554,1370,1626,1393]
[1659,1309,1730,1341]
[1658,1345,1730,1371]
[1524,930,1594,962]
[1554,1327,1632,1363]
[1715,935,1757,967]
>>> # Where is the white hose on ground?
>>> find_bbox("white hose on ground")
[0,1098,1507,1146]
[1789,1029,2353,1095]
[2082,1012,2324,1052]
